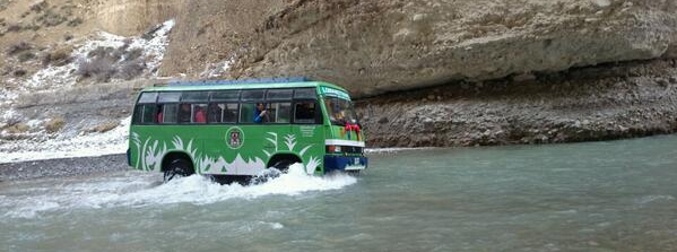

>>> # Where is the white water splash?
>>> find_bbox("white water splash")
[1,164,357,219]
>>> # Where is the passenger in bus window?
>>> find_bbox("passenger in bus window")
[224,104,237,123]
[254,102,269,123]
[208,103,222,123]
[194,105,207,123]
[179,103,192,123]
[156,105,164,124]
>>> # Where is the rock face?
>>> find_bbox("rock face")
[162,0,677,98]
[95,0,182,36]
[357,59,677,147]
[160,0,289,76]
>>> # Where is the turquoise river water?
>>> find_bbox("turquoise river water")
[1,135,677,251]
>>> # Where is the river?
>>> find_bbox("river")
[1,135,676,251]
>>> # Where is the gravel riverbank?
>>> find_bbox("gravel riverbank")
[0,154,128,182]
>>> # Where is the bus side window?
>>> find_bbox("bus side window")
[240,103,255,123]
[133,104,156,124]
[162,104,178,124]
[224,103,238,123]
[156,105,163,123]
[208,103,223,123]
[178,103,192,123]
[294,101,316,124]
[268,102,291,123]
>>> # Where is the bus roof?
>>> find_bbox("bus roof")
[141,78,348,93]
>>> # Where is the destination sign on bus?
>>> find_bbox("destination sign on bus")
[320,87,350,100]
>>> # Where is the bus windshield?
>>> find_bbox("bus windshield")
[323,97,359,126]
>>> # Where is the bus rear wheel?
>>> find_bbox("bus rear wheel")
[163,159,193,182]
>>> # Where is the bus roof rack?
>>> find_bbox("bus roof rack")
[166,77,313,87]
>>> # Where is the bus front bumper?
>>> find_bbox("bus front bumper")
[323,155,368,173]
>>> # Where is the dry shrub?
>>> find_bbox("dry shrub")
[124,48,143,61]
[30,0,47,12]
[13,69,27,77]
[76,57,116,82]
[17,51,36,62]
[117,60,145,80]
[78,45,147,82]
[0,0,9,11]
[37,9,66,27]
[5,123,30,133]
[67,17,83,27]
[44,116,65,133]
[6,41,32,55]
[92,121,120,133]
[87,46,113,59]
[42,46,73,67]
[6,23,21,32]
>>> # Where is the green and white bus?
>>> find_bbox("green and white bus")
[127,78,368,182]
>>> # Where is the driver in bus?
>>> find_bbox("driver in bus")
[254,102,269,123]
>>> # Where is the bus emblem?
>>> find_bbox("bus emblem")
[225,127,244,149]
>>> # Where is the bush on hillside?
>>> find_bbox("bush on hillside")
[37,9,66,27]
[6,23,21,32]
[30,0,47,12]
[91,121,120,133]
[77,45,148,82]
[124,48,143,61]
[76,57,116,82]
[67,17,83,27]
[117,60,145,80]
[17,51,36,62]
[6,41,31,55]
[44,116,65,133]
[0,0,9,11]
[12,69,27,77]
[42,47,73,67]
[5,123,30,134]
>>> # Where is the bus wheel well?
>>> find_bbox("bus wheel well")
[267,154,302,172]
[162,152,195,175]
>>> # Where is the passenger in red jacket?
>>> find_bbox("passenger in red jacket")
[194,106,206,123]
[156,105,164,124]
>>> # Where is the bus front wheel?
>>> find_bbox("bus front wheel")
[272,160,294,172]
[163,159,192,182]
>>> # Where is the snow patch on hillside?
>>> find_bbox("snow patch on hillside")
[7,19,175,98]
[0,20,176,163]
[0,117,131,163]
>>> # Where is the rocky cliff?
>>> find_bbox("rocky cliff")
[95,0,181,36]
[1,0,676,149]
[162,0,677,98]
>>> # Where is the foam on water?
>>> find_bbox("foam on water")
[0,164,357,219]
